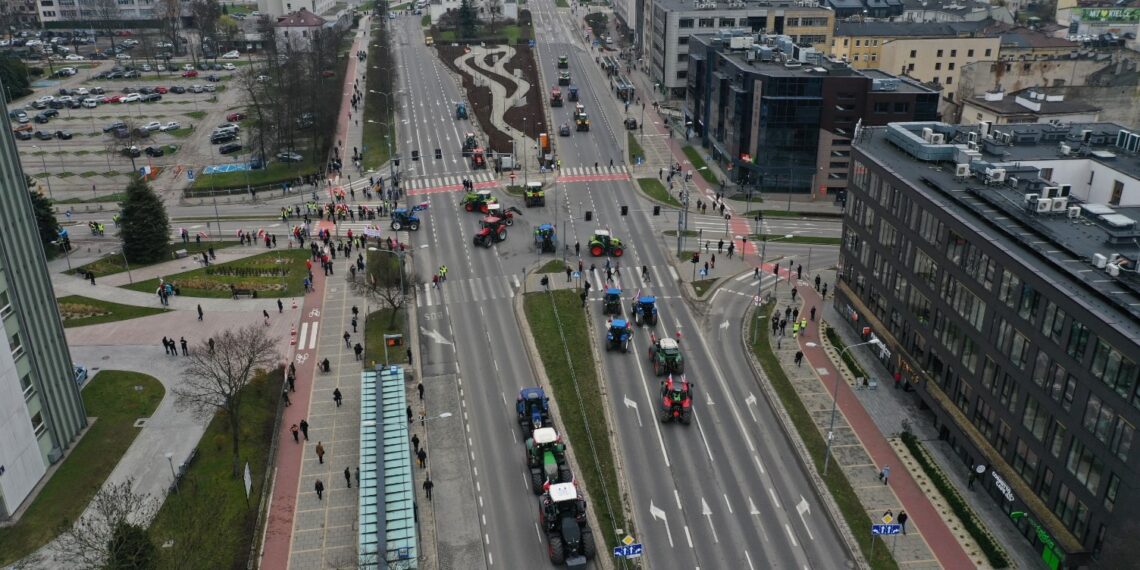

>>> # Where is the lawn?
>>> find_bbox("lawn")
[421,14,431,26]
[363,20,396,172]
[682,145,718,185]
[628,132,644,164]
[190,158,318,191]
[537,259,566,273]
[750,234,842,246]
[749,307,899,570]
[555,0,569,6]
[57,295,166,328]
[636,177,680,207]
[743,208,844,219]
[148,368,281,569]
[524,290,626,553]
[65,241,242,278]
[0,371,164,567]
[54,191,128,204]
[691,278,716,296]
[363,307,409,368]
[123,249,312,298]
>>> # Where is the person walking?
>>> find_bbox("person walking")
[162,336,171,355]
[417,448,427,468]
[411,433,420,453]
[794,351,804,367]
[814,274,821,291]
[810,306,816,321]
[290,423,300,443]
[417,382,424,400]
[423,477,434,500]
[278,299,284,313]
[208,337,215,353]
[316,441,326,464]
[791,287,798,302]
[282,388,291,407]
[878,465,890,485]
[333,388,343,407]
[263,310,270,326]
[344,466,353,488]
[898,510,908,535]
[300,419,310,440]
[197,304,204,321]
[407,405,413,423]
[315,479,325,500]
[180,337,189,356]
[352,316,358,333]
[354,343,364,360]
[800,318,807,336]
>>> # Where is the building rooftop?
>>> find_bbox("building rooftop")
[653,0,832,13]
[966,87,1100,117]
[275,7,326,27]
[898,0,995,15]
[834,19,993,36]
[854,121,1140,338]
[1000,26,1080,49]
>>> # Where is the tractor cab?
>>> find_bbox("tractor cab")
[605,318,633,353]
[535,223,557,253]
[485,202,522,226]
[602,287,622,315]
[473,216,508,247]
[568,86,579,102]
[471,146,487,169]
[526,427,571,493]
[462,132,478,156]
[517,386,552,433]
[461,189,496,213]
[632,295,658,326]
[560,122,571,137]
[573,103,586,119]
[660,375,693,424]
[524,181,545,207]
[557,55,569,69]
[390,208,421,231]
[648,334,684,376]
[550,86,563,107]
[456,101,468,119]
[589,229,624,257]
[558,71,571,85]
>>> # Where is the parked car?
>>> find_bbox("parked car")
[203,84,216,92]
[181,63,194,71]
[222,63,236,71]
[159,121,181,132]
[103,120,126,132]
[14,130,32,140]
[189,84,204,93]
[9,110,28,123]
[169,85,186,94]
[141,93,161,102]
[219,142,242,154]
[13,123,32,132]
[215,123,239,133]
[123,70,140,78]
[277,151,303,163]
[90,87,105,95]
[144,145,165,157]
[226,112,246,122]
[115,53,131,60]
[122,93,141,103]
[82,98,99,108]
[154,86,168,94]
[122,145,141,157]
[102,95,123,104]
[64,54,85,61]
[54,130,72,140]
[210,132,236,144]
[141,121,162,132]
[205,74,221,82]
[181,69,198,78]
[34,130,53,140]
[221,50,240,59]
[140,63,151,71]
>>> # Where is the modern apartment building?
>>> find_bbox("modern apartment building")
[838,120,1140,568]
[648,0,834,97]
[36,0,181,23]
[685,31,938,198]
[0,93,87,520]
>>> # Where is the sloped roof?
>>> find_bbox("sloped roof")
[276,8,326,28]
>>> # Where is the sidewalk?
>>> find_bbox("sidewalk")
[768,267,976,569]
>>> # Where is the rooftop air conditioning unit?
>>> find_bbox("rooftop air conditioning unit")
[968,140,978,150]
[1082,129,1093,142]
[1068,205,1082,219]
[1008,176,1020,188]
[955,163,970,177]
[1024,193,1040,207]
[986,168,1006,184]
[931,133,945,144]
[1001,132,1012,143]
[922,127,934,142]
[1060,184,1071,197]
[1060,143,1071,155]
[1044,186,1060,198]
[1036,198,1053,212]
[1052,196,1069,211]
[968,131,978,143]
[1108,263,1121,276]
[1093,253,1108,268]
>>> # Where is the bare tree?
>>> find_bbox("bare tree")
[53,479,160,570]
[190,0,222,58]
[154,0,182,55]
[174,325,280,478]
[487,0,503,29]
[351,249,414,327]
[92,0,122,53]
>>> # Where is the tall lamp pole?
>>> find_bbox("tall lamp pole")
[821,338,887,476]
[32,145,53,199]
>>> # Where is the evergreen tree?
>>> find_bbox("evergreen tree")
[29,190,62,253]
[458,0,478,39]
[119,177,170,264]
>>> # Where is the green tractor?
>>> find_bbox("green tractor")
[525,427,573,494]
[588,229,624,257]
[462,132,478,157]
[648,334,684,376]
[524,182,545,207]
[557,55,569,69]
[461,189,497,213]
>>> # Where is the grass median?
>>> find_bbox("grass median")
[364,308,409,368]
[682,145,718,185]
[57,295,166,328]
[627,132,644,164]
[524,290,626,553]
[64,241,243,277]
[749,305,899,569]
[148,368,281,568]
[189,157,318,191]
[637,177,681,207]
[0,371,164,567]
[123,249,312,298]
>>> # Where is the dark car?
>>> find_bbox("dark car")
[30,100,47,110]
[66,99,83,109]
[33,113,51,124]
[169,85,186,94]
[14,130,32,140]
[123,70,140,78]
[210,63,223,71]
[34,130,53,140]
[90,87,106,95]
[210,132,236,144]
[48,100,64,109]
[141,93,161,102]
[107,71,124,79]
[139,86,153,94]
[276,151,303,163]
[54,130,72,139]
[93,70,111,79]
[103,120,126,133]
[218,142,242,154]
[205,74,221,82]
[144,145,165,157]
[121,145,141,158]
[42,109,59,118]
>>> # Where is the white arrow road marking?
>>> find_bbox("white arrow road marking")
[744,393,758,423]
[749,497,760,515]
[624,395,642,427]
[650,502,674,547]
[705,390,714,407]
[700,497,718,543]
[718,319,729,338]
[796,495,815,541]
[420,327,454,346]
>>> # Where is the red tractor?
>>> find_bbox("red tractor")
[660,375,693,425]
[471,147,487,169]
[485,202,523,226]
[473,216,508,248]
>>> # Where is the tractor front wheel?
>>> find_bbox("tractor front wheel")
[409,221,420,231]
[482,237,493,248]
[497,230,507,242]
[504,216,514,227]
[591,245,604,256]
[464,203,474,212]
[613,247,624,257]
[391,220,403,231]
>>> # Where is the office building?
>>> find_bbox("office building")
[960,87,1100,125]
[685,31,938,198]
[648,0,835,97]
[0,93,87,520]
[838,120,1140,568]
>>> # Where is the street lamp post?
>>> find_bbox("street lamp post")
[165,452,179,495]
[111,250,135,284]
[821,338,886,476]
[752,233,794,345]
[31,146,53,199]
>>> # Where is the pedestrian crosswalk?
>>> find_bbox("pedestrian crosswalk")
[556,165,630,183]
[417,273,523,307]
[413,264,680,307]
[406,171,500,196]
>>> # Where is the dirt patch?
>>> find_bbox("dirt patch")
[438,45,514,154]
[501,45,547,137]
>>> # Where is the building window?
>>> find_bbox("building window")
[1050,372,1076,412]
[873,101,890,113]
[1038,466,1054,502]
[1023,398,1048,441]
[855,39,861,47]
[1012,439,1039,485]
[1040,300,1066,344]
[937,49,944,57]
[20,372,34,399]
[1104,473,1120,512]
[678,36,689,45]
[948,62,955,71]
[907,63,915,72]
[946,77,952,85]
[676,70,687,80]
[997,421,1013,455]
[698,18,714,28]
[0,289,10,317]
[950,49,957,57]
[1091,339,1139,399]
[30,411,46,436]
[894,102,910,113]
[910,49,917,58]
[1066,439,1104,494]
[1066,322,1091,361]
[9,331,22,359]
[853,54,860,62]
[968,49,975,57]
[1054,483,1078,527]
[935,62,942,70]
[1050,420,1067,458]
[678,18,693,28]
[985,48,992,57]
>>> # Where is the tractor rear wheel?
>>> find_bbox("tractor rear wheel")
[682,412,692,425]
[391,220,403,231]
[531,469,545,494]
[613,247,624,257]
[676,361,685,374]
[497,230,507,242]
[549,535,565,565]
[464,203,474,212]
[660,410,672,423]
[582,529,597,559]
[591,245,604,256]
[558,465,573,483]
[409,221,420,231]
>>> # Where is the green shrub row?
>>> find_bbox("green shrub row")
[824,325,867,380]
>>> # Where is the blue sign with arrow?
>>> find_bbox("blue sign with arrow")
[613,543,643,558]
[872,524,902,535]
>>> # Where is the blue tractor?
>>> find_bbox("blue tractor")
[535,223,557,254]
[517,387,552,433]
[632,296,657,327]
[390,208,421,231]
[605,319,633,352]
[602,288,622,315]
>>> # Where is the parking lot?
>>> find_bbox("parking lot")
[8,56,256,202]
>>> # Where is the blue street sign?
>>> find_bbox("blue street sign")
[187,168,195,180]
[529,39,536,47]
[699,268,708,277]
[613,544,643,558]
[871,524,902,536]
[572,271,581,279]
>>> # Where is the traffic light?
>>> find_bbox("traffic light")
[691,253,700,264]
[585,211,593,221]
[621,205,628,216]
[725,213,731,221]
[773,264,779,275]
[412,150,420,161]
[435,148,442,159]
[653,205,660,216]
